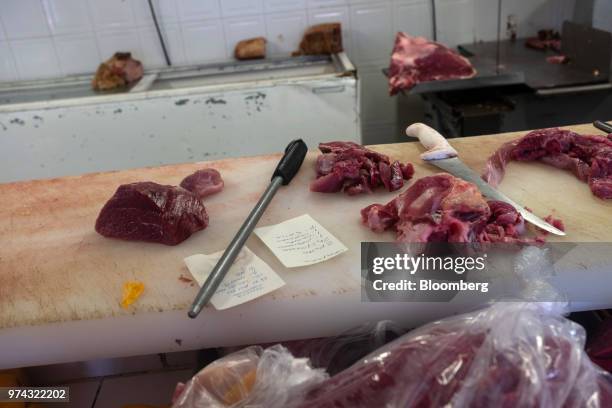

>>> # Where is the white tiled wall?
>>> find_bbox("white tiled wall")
[0,0,579,142]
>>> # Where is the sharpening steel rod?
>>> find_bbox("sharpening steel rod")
[188,139,308,318]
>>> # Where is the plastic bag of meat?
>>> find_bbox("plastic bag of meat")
[297,248,612,408]
[172,345,327,408]
[588,316,612,372]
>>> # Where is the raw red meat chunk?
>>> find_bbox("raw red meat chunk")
[483,128,612,199]
[387,33,476,95]
[361,173,549,243]
[95,182,208,246]
[310,141,414,195]
[180,169,224,199]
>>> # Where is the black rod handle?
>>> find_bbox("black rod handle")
[594,120,612,134]
[272,139,308,185]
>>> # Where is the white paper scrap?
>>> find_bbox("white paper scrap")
[254,214,348,268]
[184,247,285,310]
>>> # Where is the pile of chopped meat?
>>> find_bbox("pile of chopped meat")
[92,52,144,91]
[310,141,414,195]
[95,168,223,245]
[361,173,560,243]
[387,33,476,95]
[483,128,612,199]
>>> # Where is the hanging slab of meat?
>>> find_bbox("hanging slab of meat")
[293,23,343,56]
[95,182,208,246]
[234,37,267,60]
[310,141,414,195]
[387,33,476,95]
[92,52,144,91]
[361,173,552,243]
[180,169,224,199]
[483,128,612,199]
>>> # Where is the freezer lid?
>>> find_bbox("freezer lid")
[0,53,356,108]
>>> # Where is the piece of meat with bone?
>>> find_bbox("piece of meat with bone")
[95,182,208,246]
[387,33,476,95]
[92,52,144,91]
[180,169,224,199]
[310,141,414,195]
[294,23,343,56]
[483,128,612,199]
[361,173,550,243]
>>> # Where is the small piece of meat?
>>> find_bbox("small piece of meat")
[400,162,415,180]
[480,201,527,243]
[92,52,143,91]
[294,23,343,56]
[536,215,565,236]
[95,182,208,246]
[234,37,266,60]
[546,55,569,64]
[388,33,476,95]
[180,169,224,199]
[526,29,561,52]
[362,173,556,243]
[483,128,612,199]
[360,203,398,233]
[310,141,414,195]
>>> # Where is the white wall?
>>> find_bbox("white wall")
[0,0,579,144]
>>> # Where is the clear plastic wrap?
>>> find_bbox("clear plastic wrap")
[171,345,327,408]
[246,321,404,375]
[296,247,612,407]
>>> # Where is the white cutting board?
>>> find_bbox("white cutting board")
[1,122,611,368]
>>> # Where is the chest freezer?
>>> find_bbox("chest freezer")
[0,53,359,183]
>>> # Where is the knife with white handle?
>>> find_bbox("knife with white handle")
[406,123,566,236]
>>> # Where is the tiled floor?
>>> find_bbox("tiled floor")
[24,350,200,408]
[93,369,193,408]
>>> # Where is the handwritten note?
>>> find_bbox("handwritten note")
[184,247,285,310]
[254,214,348,268]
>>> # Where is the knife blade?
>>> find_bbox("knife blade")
[406,123,566,236]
